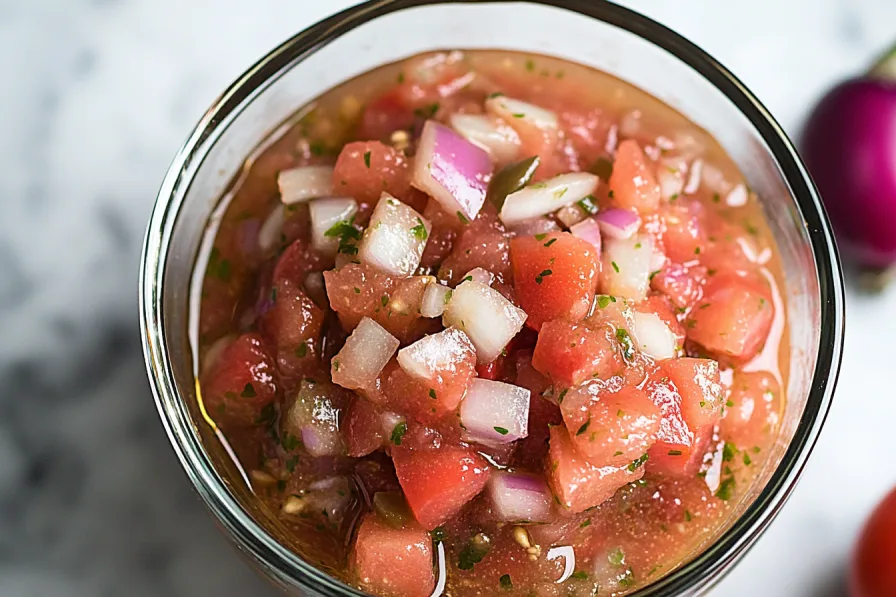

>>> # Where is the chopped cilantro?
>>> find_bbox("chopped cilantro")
[390,421,408,445]
[494,426,509,435]
[627,453,649,472]
[694,246,701,255]
[512,113,525,118]
[363,151,371,168]
[240,383,257,398]
[525,58,535,72]
[353,287,360,294]
[712,193,721,203]
[649,269,661,281]
[488,92,505,99]
[614,450,623,456]
[715,476,736,501]
[295,343,308,358]
[429,388,437,400]
[722,442,737,462]
[410,217,428,240]
[381,295,389,307]
[458,535,491,570]
[570,570,589,580]
[668,449,683,456]
[535,233,548,241]
[743,452,752,466]
[608,546,626,566]
[611,261,620,273]
[684,510,693,522]
[544,238,557,247]
[535,269,553,284]
[576,418,591,436]
[590,157,614,181]
[462,275,473,282]
[616,409,625,418]
[332,359,340,372]
[281,433,301,452]
[557,388,568,404]
[618,568,636,587]
[615,328,635,360]
[324,216,361,255]
[456,211,470,224]
[577,195,600,214]
[597,294,616,309]
[580,518,591,528]
[444,289,453,304]
[499,574,513,590]
[396,71,405,83]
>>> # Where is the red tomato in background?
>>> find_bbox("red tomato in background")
[851,486,896,597]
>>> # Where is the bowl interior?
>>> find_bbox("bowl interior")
[142,1,843,595]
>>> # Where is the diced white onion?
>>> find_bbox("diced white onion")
[283,380,344,457]
[726,183,748,207]
[461,267,494,286]
[459,379,530,444]
[258,205,286,252]
[397,327,476,381]
[619,110,642,137]
[509,217,561,236]
[486,96,558,130]
[278,166,334,205]
[449,113,521,164]
[601,234,653,301]
[442,280,527,364]
[630,311,677,360]
[309,198,358,256]
[656,159,686,200]
[331,317,399,391]
[420,282,451,318]
[684,158,703,195]
[701,162,733,195]
[500,172,599,226]
[487,472,553,523]
[358,193,431,277]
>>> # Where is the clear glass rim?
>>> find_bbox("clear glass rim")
[139,1,846,595]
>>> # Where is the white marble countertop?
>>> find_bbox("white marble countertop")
[2,0,895,595]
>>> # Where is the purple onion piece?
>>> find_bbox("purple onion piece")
[596,208,641,240]
[487,472,553,523]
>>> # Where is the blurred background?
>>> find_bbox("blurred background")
[2,0,895,595]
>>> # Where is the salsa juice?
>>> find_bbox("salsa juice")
[196,50,788,596]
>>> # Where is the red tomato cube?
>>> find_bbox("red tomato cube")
[561,384,662,466]
[258,280,325,386]
[333,141,411,205]
[201,333,279,428]
[344,398,388,458]
[392,446,491,529]
[648,423,713,477]
[547,426,645,514]
[720,371,782,449]
[511,232,600,331]
[650,263,707,311]
[661,357,724,429]
[437,205,513,285]
[532,319,623,387]
[357,90,416,142]
[609,140,660,213]
[352,512,435,597]
[687,276,774,362]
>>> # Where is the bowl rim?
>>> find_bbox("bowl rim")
[139,0,846,595]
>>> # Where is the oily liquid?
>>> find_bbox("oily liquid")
[195,50,790,595]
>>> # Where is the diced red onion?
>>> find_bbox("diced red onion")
[412,120,493,221]
[237,218,260,256]
[278,165,335,205]
[258,206,286,252]
[726,183,748,207]
[486,96,558,130]
[509,217,560,236]
[449,113,521,164]
[570,217,602,257]
[500,172,599,226]
[601,234,653,301]
[459,378,530,444]
[487,472,553,523]
[596,209,641,240]
[630,311,677,360]
[283,380,345,458]
[331,317,399,391]
[397,327,475,381]
[442,280,527,363]
[554,204,587,229]
[461,267,494,286]
[420,282,451,318]
[358,193,431,277]
[309,197,359,256]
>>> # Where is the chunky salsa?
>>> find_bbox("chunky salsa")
[197,50,788,597]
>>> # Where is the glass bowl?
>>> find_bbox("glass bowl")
[139,0,845,595]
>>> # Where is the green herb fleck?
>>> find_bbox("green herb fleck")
[628,453,649,472]
[576,418,591,436]
[597,294,616,309]
[716,476,736,501]
[430,526,447,543]
[363,151,371,168]
[333,359,340,372]
[722,442,737,462]
[444,289,453,303]
[684,510,693,522]
[580,518,591,528]
[614,450,624,456]
[413,102,440,119]
[410,217,428,240]
[577,195,600,215]
[391,422,407,445]
[353,287,360,294]
[535,233,548,241]
[429,388,437,400]
[397,71,405,83]
[324,216,361,255]
[611,261,620,273]
[381,295,389,307]
[743,452,752,466]
[557,388,568,404]
[282,433,301,452]
[571,571,589,580]
[494,426,509,436]
[525,59,535,72]
[668,449,683,456]
[240,383,257,398]
[488,92,505,99]
[615,328,635,360]
[608,546,626,566]
[712,193,721,203]
[694,246,701,255]
[499,574,513,590]
[649,270,661,282]
[295,343,308,358]
[512,112,525,118]
[535,269,553,284]
[285,455,299,472]
[456,211,470,224]
[458,535,491,570]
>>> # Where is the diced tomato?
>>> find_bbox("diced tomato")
[456,527,566,593]
[379,276,436,343]
[272,237,330,288]
[392,446,490,529]
[352,512,435,597]
[511,232,599,331]
[476,359,503,380]
[651,263,707,311]
[201,333,278,428]
[333,141,411,205]
[561,384,662,466]
[324,263,396,330]
[258,280,325,385]
[532,319,623,387]
[438,205,513,284]
[850,487,896,597]
[547,426,645,514]
[357,90,415,142]
[661,357,724,429]
[660,199,709,264]
[686,275,774,362]
[559,106,613,168]
[344,398,388,458]
[609,140,660,213]
[720,371,782,449]
[514,393,562,470]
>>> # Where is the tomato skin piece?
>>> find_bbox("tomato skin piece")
[661,357,724,429]
[352,512,435,597]
[532,319,623,387]
[333,141,412,205]
[687,275,774,363]
[511,232,599,331]
[720,371,782,449]
[357,90,416,142]
[392,446,491,529]
[344,398,387,458]
[851,487,896,597]
[609,139,661,213]
[547,426,645,514]
[201,333,279,428]
[644,372,712,477]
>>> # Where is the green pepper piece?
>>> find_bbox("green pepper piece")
[590,156,614,181]
[372,491,412,528]
[486,155,540,209]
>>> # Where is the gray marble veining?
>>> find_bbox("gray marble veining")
[1,0,895,596]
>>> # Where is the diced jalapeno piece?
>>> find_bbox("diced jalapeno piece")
[486,155,540,209]
[372,491,413,528]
